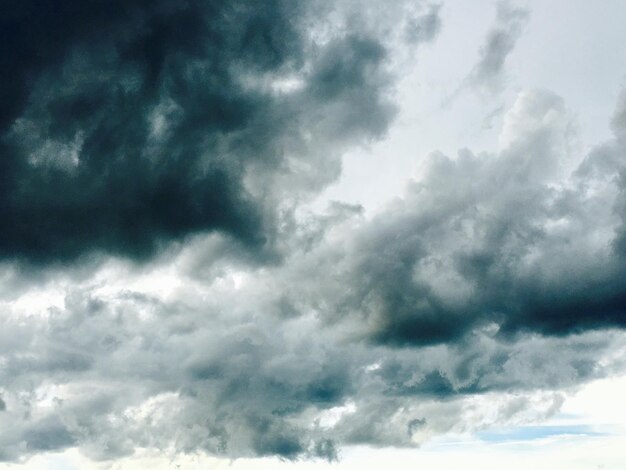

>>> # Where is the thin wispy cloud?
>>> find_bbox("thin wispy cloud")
[466,1,529,94]
[443,1,529,107]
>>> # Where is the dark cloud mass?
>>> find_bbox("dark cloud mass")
[2,0,626,467]
[0,0,405,263]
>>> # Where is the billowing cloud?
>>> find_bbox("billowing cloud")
[286,89,626,345]
[319,88,626,360]
[1,86,626,463]
[2,1,626,467]
[0,269,623,462]
[0,0,437,264]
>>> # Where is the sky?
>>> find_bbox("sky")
[1,0,626,468]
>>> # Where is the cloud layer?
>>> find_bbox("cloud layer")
[1,87,626,462]
[321,89,626,344]
[1,0,437,263]
[1,0,626,466]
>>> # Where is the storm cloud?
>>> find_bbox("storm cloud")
[284,89,626,345]
[0,0,423,263]
[2,87,626,461]
[0,270,623,462]
[1,1,626,467]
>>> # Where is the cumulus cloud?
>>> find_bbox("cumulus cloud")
[0,272,623,462]
[2,87,626,463]
[304,89,626,345]
[2,0,626,466]
[0,0,438,264]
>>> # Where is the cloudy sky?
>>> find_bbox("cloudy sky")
[1,1,626,468]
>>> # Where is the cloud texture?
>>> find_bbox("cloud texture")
[1,0,626,466]
[0,0,427,263]
[466,1,529,94]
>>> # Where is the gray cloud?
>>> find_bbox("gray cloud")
[404,3,443,44]
[469,1,529,93]
[2,87,626,463]
[445,0,529,103]
[2,1,626,466]
[0,0,434,265]
[275,89,622,346]
[0,281,622,462]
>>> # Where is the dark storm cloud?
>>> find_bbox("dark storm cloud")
[1,87,625,463]
[215,88,626,349]
[307,89,626,345]
[0,0,412,264]
[3,1,626,466]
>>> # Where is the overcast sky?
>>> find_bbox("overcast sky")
[1,1,626,469]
